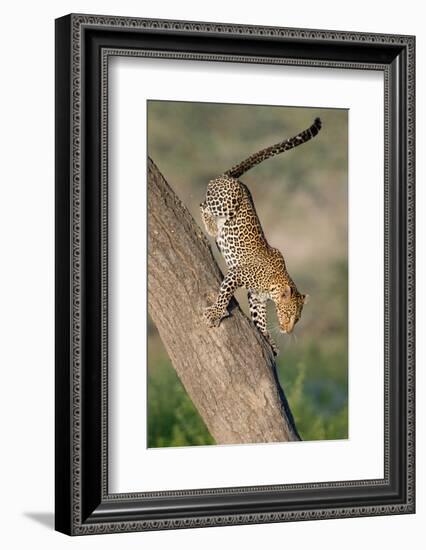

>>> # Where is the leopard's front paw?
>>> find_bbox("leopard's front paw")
[203,304,228,328]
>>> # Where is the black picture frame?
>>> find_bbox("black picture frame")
[55,13,415,536]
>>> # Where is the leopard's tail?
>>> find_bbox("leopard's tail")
[224,117,322,179]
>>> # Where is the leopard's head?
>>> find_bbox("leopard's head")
[271,284,309,334]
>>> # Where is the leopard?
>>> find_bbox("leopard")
[200,117,322,355]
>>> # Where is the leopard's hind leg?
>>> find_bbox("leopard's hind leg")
[204,176,244,220]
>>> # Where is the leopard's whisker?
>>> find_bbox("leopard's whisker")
[269,324,281,336]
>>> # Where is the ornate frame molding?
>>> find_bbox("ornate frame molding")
[55,14,415,535]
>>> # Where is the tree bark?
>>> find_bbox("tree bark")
[147,157,300,444]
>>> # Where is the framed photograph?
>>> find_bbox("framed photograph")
[55,14,415,535]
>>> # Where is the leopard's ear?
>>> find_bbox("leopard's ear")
[303,293,310,304]
[282,284,292,302]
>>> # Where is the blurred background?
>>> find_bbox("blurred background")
[147,101,348,447]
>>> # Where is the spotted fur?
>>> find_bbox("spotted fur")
[201,118,321,355]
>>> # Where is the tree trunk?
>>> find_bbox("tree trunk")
[147,158,300,444]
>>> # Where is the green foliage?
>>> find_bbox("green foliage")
[147,322,348,447]
[276,260,348,441]
[278,342,348,441]
[147,354,214,447]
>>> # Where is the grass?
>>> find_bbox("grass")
[147,354,214,447]
[147,327,348,447]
